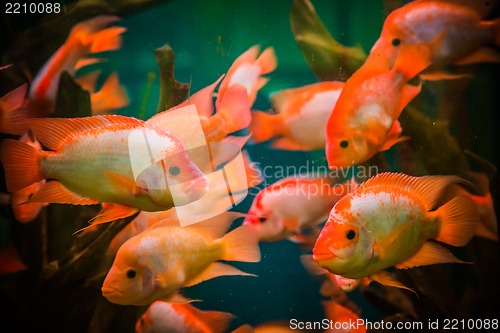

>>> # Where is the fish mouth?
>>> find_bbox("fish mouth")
[312,251,335,262]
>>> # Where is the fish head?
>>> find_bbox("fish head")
[101,244,155,305]
[326,129,369,169]
[135,303,156,333]
[243,190,286,241]
[137,151,209,208]
[313,199,374,276]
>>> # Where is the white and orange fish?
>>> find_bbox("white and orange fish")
[9,132,48,223]
[251,81,344,151]
[28,16,126,116]
[135,301,234,333]
[0,115,208,224]
[322,301,366,333]
[313,173,479,290]
[325,45,431,168]
[370,0,500,80]
[215,45,277,110]
[75,71,129,115]
[243,176,351,242]
[101,212,260,305]
[0,84,28,135]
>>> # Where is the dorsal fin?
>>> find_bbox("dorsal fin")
[358,172,469,211]
[27,115,144,150]
[186,211,246,239]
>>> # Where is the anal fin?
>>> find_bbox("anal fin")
[184,262,255,287]
[370,270,416,295]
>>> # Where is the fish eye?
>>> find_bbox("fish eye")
[346,229,356,240]
[126,269,137,279]
[168,165,180,176]
[258,217,267,223]
[340,140,349,149]
[392,38,401,46]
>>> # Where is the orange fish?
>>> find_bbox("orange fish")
[0,84,28,135]
[215,45,277,110]
[370,0,500,80]
[101,212,260,305]
[251,81,344,151]
[0,115,208,223]
[9,132,48,223]
[135,301,234,333]
[75,71,129,115]
[28,16,126,116]
[325,45,431,168]
[244,176,351,243]
[313,173,479,290]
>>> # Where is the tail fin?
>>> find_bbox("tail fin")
[0,84,28,135]
[471,193,498,241]
[435,195,479,247]
[256,47,277,74]
[249,111,283,142]
[91,73,129,115]
[221,225,261,262]
[0,139,43,192]
[89,26,127,53]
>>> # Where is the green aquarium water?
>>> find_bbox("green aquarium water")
[0,0,499,332]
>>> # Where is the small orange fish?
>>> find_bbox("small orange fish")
[75,71,129,115]
[215,45,277,110]
[313,173,479,290]
[325,44,431,168]
[10,132,48,223]
[0,84,28,135]
[251,81,344,151]
[0,115,208,223]
[371,0,500,79]
[135,301,234,333]
[28,16,126,116]
[101,212,260,305]
[244,176,351,242]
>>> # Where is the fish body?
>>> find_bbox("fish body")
[28,16,126,116]
[325,44,430,168]
[251,81,344,151]
[135,301,234,333]
[244,176,350,242]
[371,1,500,72]
[313,173,479,282]
[0,115,208,212]
[102,213,260,305]
[215,45,277,109]
[10,133,47,223]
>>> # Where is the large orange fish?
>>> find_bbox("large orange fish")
[243,176,351,243]
[135,301,234,333]
[325,45,430,169]
[28,16,126,116]
[0,115,208,222]
[9,132,48,223]
[251,81,344,151]
[313,173,479,290]
[370,0,500,79]
[101,212,260,305]
[215,45,277,110]
[0,84,28,135]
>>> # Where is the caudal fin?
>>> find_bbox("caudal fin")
[256,47,277,74]
[249,110,283,142]
[435,195,479,247]
[221,225,261,262]
[0,84,28,135]
[91,72,129,115]
[0,139,43,192]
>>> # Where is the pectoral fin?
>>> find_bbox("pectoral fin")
[395,241,467,269]
[380,121,409,151]
[184,262,255,287]
[370,271,416,295]
[105,171,142,197]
